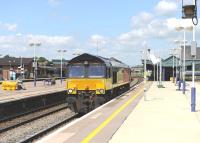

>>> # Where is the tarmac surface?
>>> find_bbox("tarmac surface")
[0,80,66,103]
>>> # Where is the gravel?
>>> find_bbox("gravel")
[0,103,68,132]
[0,108,75,143]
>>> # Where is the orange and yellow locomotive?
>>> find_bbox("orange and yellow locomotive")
[66,53,131,113]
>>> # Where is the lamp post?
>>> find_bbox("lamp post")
[191,25,196,112]
[157,60,159,83]
[182,0,198,112]
[170,48,175,83]
[29,43,41,87]
[9,60,11,80]
[176,26,192,94]
[57,49,67,84]
[159,57,162,86]
[8,60,15,80]
[96,40,103,56]
[174,48,181,85]
[19,56,24,79]
[141,44,149,101]
[175,53,178,84]
[174,40,187,82]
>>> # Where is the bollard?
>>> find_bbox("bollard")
[178,80,181,90]
[144,87,147,101]
[183,81,185,94]
[191,87,196,112]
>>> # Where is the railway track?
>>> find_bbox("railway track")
[0,103,68,133]
[22,78,143,143]
[0,78,143,143]
[19,113,79,143]
[0,104,76,143]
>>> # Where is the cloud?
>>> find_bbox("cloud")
[0,22,17,31]
[48,0,60,6]
[88,34,108,48]
[131,12,154,29]
[27,34,74,46]
[0,1,196,66]
[154,0,178,16]
[121,11,175,42]
[166,18,193,29]
[0,34,77,59]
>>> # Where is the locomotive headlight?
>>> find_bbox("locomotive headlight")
[68,89,73,93]
[98,89,104,94]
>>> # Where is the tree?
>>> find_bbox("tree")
[38,57,48,63]
[3,55,15,58]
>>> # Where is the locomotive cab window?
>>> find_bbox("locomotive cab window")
[107,67,111,78]
[88,65,105,78]
[68,65,84,78]
[112,71,117,84]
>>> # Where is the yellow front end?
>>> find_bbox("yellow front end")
[66,79,107,95]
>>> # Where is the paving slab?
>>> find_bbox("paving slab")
[0,80,66,103]
[37,82,147,143]
[109,81,200,143]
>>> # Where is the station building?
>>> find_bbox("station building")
[143,45,200,81]
[0,57,69,80]
[37,59,68,78]
[0,57,33,80]
[131,65,143,77]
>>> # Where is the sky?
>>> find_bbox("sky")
[0,0,199,66]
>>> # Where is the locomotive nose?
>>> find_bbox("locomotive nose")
[85,86,89,90]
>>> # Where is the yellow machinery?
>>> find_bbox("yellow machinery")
[2,81,18,90]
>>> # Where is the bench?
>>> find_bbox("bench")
[43,78,56,85]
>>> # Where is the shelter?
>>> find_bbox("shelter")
[143,45,200,81]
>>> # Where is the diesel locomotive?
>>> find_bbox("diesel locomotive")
[66,53,131,113]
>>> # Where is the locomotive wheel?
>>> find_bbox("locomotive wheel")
[88,100,95,112]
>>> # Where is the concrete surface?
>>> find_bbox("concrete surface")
[0,80,66,103]
[109,81,200,143]
[37,82,146,143]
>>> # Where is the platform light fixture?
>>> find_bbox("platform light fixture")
[181,0,198,112]
[182,0,198,25]
[175,26,192,94]
[57,49,67,84]
[170,48,176,83]
[29,42,41,87]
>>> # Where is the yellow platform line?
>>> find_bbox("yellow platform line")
[81,87,144,143]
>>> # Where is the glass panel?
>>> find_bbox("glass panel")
[88,65,105,78]
[69,65,84,77]
[183,0,195,6]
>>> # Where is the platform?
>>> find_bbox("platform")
[37,81,146,143]
[0,80,66,103]
[110,81,200,143]
[38,81,200,143]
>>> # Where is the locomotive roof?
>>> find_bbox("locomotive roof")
[68,53,129,68]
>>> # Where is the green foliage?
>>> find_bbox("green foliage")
[38,57,48,62]
[3,55,15,58]
[46,61,53,66]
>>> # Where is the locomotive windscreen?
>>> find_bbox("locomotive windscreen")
[68,64,106,78]
[88,65,105,78]
[69,65,84,78]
